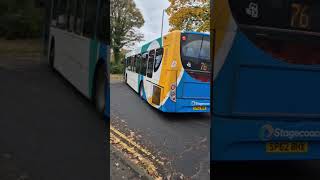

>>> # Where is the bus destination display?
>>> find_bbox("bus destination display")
[229,0,320,32]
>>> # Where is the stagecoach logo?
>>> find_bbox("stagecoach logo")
[246,2,259,18]
[191,101,210,106]
[260,124,274,141]
[259,124,320,141]
[171,60,177,68]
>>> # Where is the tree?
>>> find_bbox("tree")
[166,0,209,32]
[0,0,43,39]
[111,0,145,64]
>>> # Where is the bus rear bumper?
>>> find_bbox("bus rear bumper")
[212,117,320,161]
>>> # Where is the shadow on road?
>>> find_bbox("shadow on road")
[121,81,210,123]
[0,55,107,180]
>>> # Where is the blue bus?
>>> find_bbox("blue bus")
[212,0,320,163]
[125,31,211,113]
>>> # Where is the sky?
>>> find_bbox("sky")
[133,0,170,48]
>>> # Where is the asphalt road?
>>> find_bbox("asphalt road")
[110,82,210,179]
[0,55,107,180]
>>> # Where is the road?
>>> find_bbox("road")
[0,55,107,180]
[110,81,210,179]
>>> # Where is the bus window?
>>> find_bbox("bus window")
[127,57,131,71]
[83,0,98,38]
[126,57,130,69]
[199,36,210,59]
[125,58,129,68]
[181,33,211,82]
[229,0,320,65]
[132,56,136,72]
[75,0,85,35]
[51,0,58,26]
[97,0,108,43]
[67,0,77,32]
[135,54,141,74]
[154,48,163,72]
[129,57,133,71]
[56,0,67,29]
[147,50,155,78]
[65,0,71,30]
[141,53,148,76]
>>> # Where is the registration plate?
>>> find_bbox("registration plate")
[266,142,308,153]
[193,106,207,111]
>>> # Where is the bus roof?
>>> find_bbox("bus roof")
[125,30,210,58]
[182,31,210,36]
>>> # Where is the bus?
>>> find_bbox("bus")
[48,0,109,116]
[212,0,320,162]
[124,30,211,113]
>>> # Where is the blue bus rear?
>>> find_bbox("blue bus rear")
[212,0,320,161]
[175,32,211,113]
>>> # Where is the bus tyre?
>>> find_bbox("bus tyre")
[49,41,55,70]
[125,74,127,84]
[139,83,143,99]
[94,65,106,117]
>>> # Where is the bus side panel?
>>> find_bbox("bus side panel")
[51,28,91,98]
[88,40,107,99]
[126,70,139,93]
[145,40,164,108]
[159,70,177,112]
[158,32,182,112]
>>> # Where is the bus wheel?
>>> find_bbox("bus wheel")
[139,83,144,99]
[49,41,55,70]
[94,65,106,116]
[125,74,127,83]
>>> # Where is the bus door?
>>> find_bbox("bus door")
[212,0,320,161]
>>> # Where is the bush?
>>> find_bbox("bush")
[110,62,124,74]
[0,2,43,40]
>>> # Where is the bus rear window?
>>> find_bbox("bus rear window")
[229,0,320,65]
[181,33,211,82]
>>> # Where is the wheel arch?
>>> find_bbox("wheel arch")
[48,37,55,62]
[139,79,144,94]
[91,58,106,100]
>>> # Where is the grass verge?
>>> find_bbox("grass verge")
[0,39,42,57]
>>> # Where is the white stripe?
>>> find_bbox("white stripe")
[214,18,237,80]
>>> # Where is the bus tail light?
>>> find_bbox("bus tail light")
[170,83,177,102]
[181,35,187,41]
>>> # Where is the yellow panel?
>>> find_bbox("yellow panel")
[213,0,233,55]
[158,31,183,104]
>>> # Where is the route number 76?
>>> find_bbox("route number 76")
[291,3,311,29]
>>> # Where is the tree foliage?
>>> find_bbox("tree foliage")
[0,0,43,39]
[166,0,209,32]
[111,0,145,64]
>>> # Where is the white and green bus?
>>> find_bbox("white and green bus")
[48,0,108,115]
